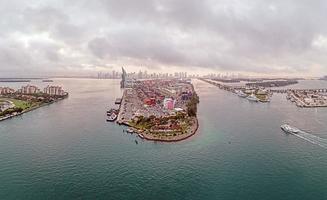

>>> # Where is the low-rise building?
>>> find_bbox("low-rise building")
[163,97,175,110]
[144,98,156,106]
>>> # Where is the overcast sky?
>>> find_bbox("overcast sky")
[1,0,327,77]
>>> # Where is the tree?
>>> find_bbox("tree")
[186,93,199,117]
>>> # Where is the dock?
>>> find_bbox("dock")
[115,98,122,104]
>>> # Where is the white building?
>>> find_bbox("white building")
[43,86,65,96]
[20,85,40,94]
[0,87,15,94]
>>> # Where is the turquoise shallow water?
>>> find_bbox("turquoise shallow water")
[0,79,327,199]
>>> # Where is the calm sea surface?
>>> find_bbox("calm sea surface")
[0,79,327,200]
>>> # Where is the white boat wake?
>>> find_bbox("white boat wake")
[292,130,327,149]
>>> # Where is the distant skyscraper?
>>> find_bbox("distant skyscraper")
[121,67,127,88]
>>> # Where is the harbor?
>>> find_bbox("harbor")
[200,78,327,107]
[111,70,200,142]
[106,98,122,122]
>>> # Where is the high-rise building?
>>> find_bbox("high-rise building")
[0,87,15,94]
[121,67,127,88]
[20,85,40,94]
[43,86,65,96]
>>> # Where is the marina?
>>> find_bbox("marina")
[200,78,327,107]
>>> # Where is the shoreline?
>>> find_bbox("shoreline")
[118,108,199,143]
[0,95,68,122]
[138,117,199,142]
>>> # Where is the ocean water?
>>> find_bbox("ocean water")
[0,78,327,200]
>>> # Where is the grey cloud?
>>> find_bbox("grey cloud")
[88,26,186,65]
[1,0,327,76]
[0,42,32,69]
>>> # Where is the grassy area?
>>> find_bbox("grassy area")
[0,98,34,110]
[11,99,33,109]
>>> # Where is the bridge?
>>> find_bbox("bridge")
[270,88,327,93]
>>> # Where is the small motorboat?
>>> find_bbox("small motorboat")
[126,128,134,134]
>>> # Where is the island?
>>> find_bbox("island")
[200,78,272,102]
[117,79,199,142]
[0,85,68,121]
[199,78,327,107]
[245,80,298,88]
[286,90,327,107]
[0,79,31,82]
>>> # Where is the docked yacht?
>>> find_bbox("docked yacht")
[106,113,117,122]
[246,94,259,102]
[235,90,248,98]
[106,108,119,122]
[280,124,300,134]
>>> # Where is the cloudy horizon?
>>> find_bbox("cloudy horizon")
[1,0,327,77]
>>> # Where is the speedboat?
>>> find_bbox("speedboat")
[138,134,144,139]
[281,124,300,134]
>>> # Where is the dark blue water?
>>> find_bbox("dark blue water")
[0,79,327,199]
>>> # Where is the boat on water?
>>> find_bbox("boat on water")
[106,113,117,122]
[281,124,300,134]
[126,128,134,134]
[260,98,270,103]
[107,108,119,115]
[106,108,119,122]
[235,90,248,98]
[246,94,259,102]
